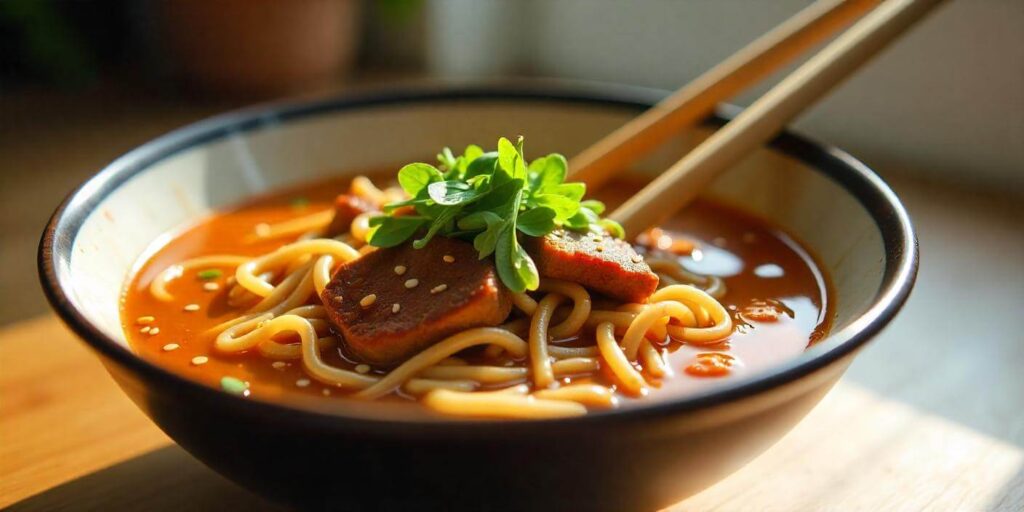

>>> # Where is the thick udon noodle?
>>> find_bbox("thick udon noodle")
[149,179,733,419]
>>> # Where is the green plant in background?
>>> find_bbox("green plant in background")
[0,0,96,89]
[376,0,423,25]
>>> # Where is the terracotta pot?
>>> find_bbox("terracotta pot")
[160,0,360,98]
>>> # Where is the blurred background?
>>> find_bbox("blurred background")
[0,0,1021,325]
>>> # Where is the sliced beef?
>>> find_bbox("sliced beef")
[326,194,378,237]
[524,229,659,303]
[322,237,512,365]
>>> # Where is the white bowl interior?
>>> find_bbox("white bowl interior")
[62,98,883,353]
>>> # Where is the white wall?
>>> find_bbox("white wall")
[428,0,1024,194]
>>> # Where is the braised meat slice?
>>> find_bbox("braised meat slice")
[322,237,512,365]
[523,230,659,303]
[325,194,378,237]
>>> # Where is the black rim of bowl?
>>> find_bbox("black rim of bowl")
[38,82,919,432]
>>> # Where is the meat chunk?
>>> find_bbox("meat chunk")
[524,230,659,303]
[322,237,512,365]
[326,194,377,236]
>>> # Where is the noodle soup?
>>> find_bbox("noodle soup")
[122,169,830,418]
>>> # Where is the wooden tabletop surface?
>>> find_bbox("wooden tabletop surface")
[2,181,1021,511]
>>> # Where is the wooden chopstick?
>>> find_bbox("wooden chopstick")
[611,0,946,236]
[568,0,881,189]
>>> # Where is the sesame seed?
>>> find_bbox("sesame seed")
[322,388,332,396]
[255,223,271,237]
[149,327,160,335]
[271,361,287,369]
[139,326,151,334]
[203,282,220,291]
[631,254,644,263]
[442,255,455,263]
[191,356,209,366]
[332,296,344,304]
[162,343,179,351]
[183,304,200,312]
[355,364,370,374]
[296,378,311,387]
[360,294,377,307]
[430,284,448,294]
[392,303,401,314]
[595,246,604,252]
[394,265,407,275]
[136,316,155,325]
[404,278,419,289]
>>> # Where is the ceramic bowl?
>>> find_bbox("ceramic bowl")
[39,83,917,511]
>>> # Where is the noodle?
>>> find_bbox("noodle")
[403,379,478,396]
[534,384,617,407]
[422,389,587,419]
[355,328,529,399]
[528,293,562,388]
[420,365,528,384]
[647,257,728,299]
[349,212,374,243]
[596,322,647,395]
[551,357,600,375]
[250,209,334,241]
[235,239,359,297]
[150,255,250,302]
[651,285,733,345]
[639,341,669,378]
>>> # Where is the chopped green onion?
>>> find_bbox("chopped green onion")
[289,196,310,209]
[220,376,250,396]
[197,269,222,280]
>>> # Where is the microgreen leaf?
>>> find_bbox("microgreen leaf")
[438,147,457,171]
[495,224,539,293]
[413,207,460,249]
[580,199,606,215]
[463,144,483,163]
[397,163,442,196]
[547,182,585,203]
[600,218,625,239]
[427,180,478,205]
[468,213,504,258]
[517,206,556,236]
[497,137,527,181]
[528,154,567,192]
[465,152,498,179]
[533,193,580,221]
[367,216,429,248]
[458,211,502,231]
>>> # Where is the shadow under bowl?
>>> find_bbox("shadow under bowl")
[39,83,917,511]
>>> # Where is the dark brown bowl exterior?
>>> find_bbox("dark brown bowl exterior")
[39,85,918,511]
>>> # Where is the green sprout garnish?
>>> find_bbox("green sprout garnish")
[366,137,622,293]
[197,269,223,280]
[220,376,250,396]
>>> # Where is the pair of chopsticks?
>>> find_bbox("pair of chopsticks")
[568,0,946,235]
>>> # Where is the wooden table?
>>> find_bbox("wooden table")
[2,181,1022,511]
